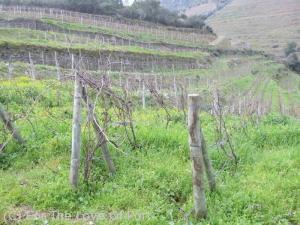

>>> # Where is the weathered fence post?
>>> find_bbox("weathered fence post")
[81,86,116,175]
[188,94,207,219]
[7,61,13,80]
[28,52,36,80]
[173,76,178,107]
[69,73,82,188]
[142,79,146,109]
[200,129,216,192]
[54,51,61,80]
[0,103,25,145]
[71,54,75,70]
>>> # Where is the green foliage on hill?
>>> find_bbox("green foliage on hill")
[120,0,207,28]
[0,28,208,59]
[284,42,300,73]
[0,0,210,29]
[0,0,123,15]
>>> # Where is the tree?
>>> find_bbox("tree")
[67,0,123,15]
[0,0,210,29]
[120,0,207,28]
[285,42,297,57]
[286,53,300,73]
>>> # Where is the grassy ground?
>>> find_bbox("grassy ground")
[0,28,208,60]
[1,54,299,113]
[0,6,299,224]
[0,77,299,224]
[41,18,215,48]
[0,14,214,48]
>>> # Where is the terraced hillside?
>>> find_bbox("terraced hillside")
[0,5,298,116]
[0,3,300,225]
[207,0,300,57]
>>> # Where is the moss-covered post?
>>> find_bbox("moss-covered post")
[69,73,82,188]
[188,94,207,219]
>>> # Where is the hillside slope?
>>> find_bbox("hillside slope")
[0,4,300,225]
[207,0,300,57]
[184,0,231,17]
[160,0,230,14]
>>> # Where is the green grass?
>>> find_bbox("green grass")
[0,28,210,60]
[1,53,299,112]
[40,18,213,48]
[0,15,214,48]
[0,77,299,224]
[0,4,299,224]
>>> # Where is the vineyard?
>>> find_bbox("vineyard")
[0,4,300,225]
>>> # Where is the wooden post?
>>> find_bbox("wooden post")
[28,52,36,80]
[126,77,129,91]
[173,76,178,107]
[142,79,146,109]
[92,115,116,175]
[120,59,123,72]
[155,74,158,90]
[54,51,61,80]
[119,73,122,87]
[71,54,75,70]
[188,94,207,219]
[200,128,216,192]
[81,87,116,175]
[69,73,82,188]
[0,103,25,145]
[7,61,13,80]
[41,51,45,65]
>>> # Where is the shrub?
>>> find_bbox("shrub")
[0,0,123,15]
[284,41,297,57]
[120,0,208,29]
[286,53,300,73]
